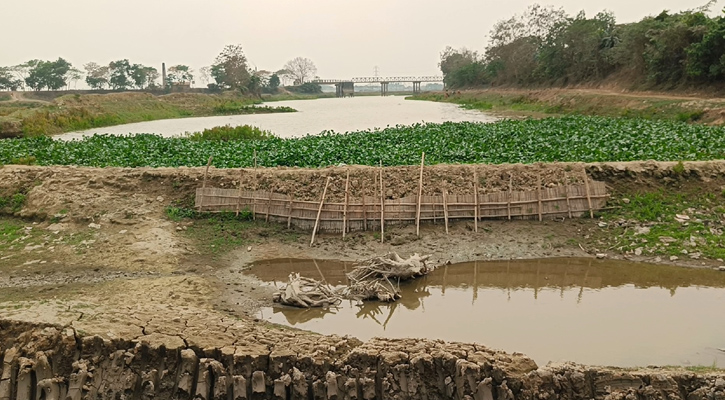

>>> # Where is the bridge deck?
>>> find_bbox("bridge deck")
[313,76,443,84]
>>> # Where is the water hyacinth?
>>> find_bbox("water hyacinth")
[0,116,723,168]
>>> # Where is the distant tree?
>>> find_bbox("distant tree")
[283,57,317,84]
[145,68,160,89]
[65,67,83,89]
[266,73,281,93]
[247,74,263,98]
[84,62,110,90]
[9,60,40,90]
[0,67,23,90]
[439,47,478,75]
[686,13,725,81]
[199,66,211,87]
[166,65,194,86]
[109,59,134,90]
[275,69,294,86]
[25,58,72,90]
[289,82,322,94]
[211,44,251,90]
[129,64,158,89]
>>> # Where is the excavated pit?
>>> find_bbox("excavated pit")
[247,257,725,368]
[1,161,725,399]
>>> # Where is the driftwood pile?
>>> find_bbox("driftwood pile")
[272,273,342,308]
[273,253,436,308]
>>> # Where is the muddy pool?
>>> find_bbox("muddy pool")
[247,257,725,367]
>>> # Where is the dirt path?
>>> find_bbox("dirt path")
[7,91,50,103]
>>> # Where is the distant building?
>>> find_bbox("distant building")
[169,82,191,92]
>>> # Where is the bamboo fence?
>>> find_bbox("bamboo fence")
[195,170,609,237]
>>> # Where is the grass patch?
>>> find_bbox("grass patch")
[596,190,725,260]
[0,220,26,251]
[0,193,26,214]
[186,124,273,141]
[165,205,300,255]
[0,92,296,138]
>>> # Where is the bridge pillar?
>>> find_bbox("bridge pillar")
[341,82,354,97]
[380,82,389,96]
[412,82,421,94]
[335,83,342,98]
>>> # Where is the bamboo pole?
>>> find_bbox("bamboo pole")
[197,156,214,211]
[443,190,449,235]
[235,169,244,217]
[507,174,513,220]
[202,156,213,188]
[265,193,272,223]
[362,183,368,231]
[343,170,350,238]
[583,169,594,218]
[416,152,425,236]
[537,174,543,222]
[473,170,479,233]
[287,195,293,229]
[253,149,257,169]
[310,177,332,246]
[379,163,385,243]
[564,172,573,219]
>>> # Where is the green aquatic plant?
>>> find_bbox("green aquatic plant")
[0,116,723,168]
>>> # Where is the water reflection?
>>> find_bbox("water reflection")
[247,258,725,367]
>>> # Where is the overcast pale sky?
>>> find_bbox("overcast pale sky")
[1,0,718,80]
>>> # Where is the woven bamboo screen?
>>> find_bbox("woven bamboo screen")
[195,174,608,234]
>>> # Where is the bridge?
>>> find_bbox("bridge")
[311,76,444,97]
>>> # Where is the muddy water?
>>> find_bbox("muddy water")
[247,258,725,367]
[58,96,498,140]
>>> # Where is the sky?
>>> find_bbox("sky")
[1,0,719,83]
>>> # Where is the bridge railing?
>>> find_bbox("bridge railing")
[312,76,444,84]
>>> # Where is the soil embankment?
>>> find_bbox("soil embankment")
[1,320,724,400]
[0,92,292,138]
[410,88,725,125]
[0,161,724,399]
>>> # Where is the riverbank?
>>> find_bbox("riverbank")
[0,92,296,138]
[409,88,725,125]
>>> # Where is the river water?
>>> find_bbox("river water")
[58,96,498,140]
[247,258,725,368]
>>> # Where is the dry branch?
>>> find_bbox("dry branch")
[273,273,342,308]
[273,253,437,308]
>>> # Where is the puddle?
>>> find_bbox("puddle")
[247,258,725,367]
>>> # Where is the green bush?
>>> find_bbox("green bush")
[186,125,273,141]
[0,193,26,213]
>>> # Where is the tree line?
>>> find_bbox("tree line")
[0,46,320,95]
[440,2,725,90]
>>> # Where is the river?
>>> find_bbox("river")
[58,96,498,140]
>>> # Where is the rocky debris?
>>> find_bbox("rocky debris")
[675,214,691,223]
[0,321,723,400]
